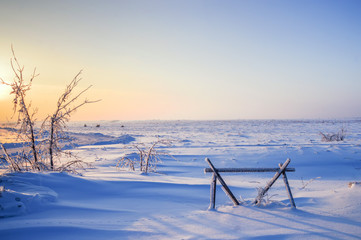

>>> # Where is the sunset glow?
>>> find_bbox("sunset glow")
[0,85,10,100]
[0,0,360,121]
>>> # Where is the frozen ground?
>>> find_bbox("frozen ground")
[1,119,361,239]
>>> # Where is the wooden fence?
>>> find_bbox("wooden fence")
[204,158,296,209]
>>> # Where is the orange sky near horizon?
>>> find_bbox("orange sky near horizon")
[1,0,361,122]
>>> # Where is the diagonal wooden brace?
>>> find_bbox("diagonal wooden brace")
[254,158,291,205]
[205,158,239,207]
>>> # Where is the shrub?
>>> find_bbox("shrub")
[117,139,173,173]
[320,127,346,142]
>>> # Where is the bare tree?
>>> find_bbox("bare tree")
[44,71,100,169]
[0,47,40,170]
[1,47,100,172]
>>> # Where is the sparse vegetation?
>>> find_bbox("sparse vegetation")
[44,70,99,170]
[320,127,346,142]
[255,187,284,207]
[116,139,174,173]
[0,47,99,173]
[299,177,321,190]
[1,47,41,171]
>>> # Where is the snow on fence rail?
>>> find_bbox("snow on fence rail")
[204,158,296,209]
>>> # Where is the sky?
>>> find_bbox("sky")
[0,0,361,121]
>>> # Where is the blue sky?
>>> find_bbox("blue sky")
[0,0,360,120]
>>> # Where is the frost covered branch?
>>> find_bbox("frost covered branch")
[44,70,100,169]
[0,47,100,172]
[320,127,346,142]
[117,139,174,173]
[1,46,40,170]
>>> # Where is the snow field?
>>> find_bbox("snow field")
[1,119,361,239]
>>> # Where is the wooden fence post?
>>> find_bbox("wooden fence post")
[279,163,296,208]
[205,158,239,206]
[208,173,217,210]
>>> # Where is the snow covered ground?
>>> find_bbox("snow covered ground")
[1,119,361,239]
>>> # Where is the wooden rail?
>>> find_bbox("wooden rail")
[204,167,295,173]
